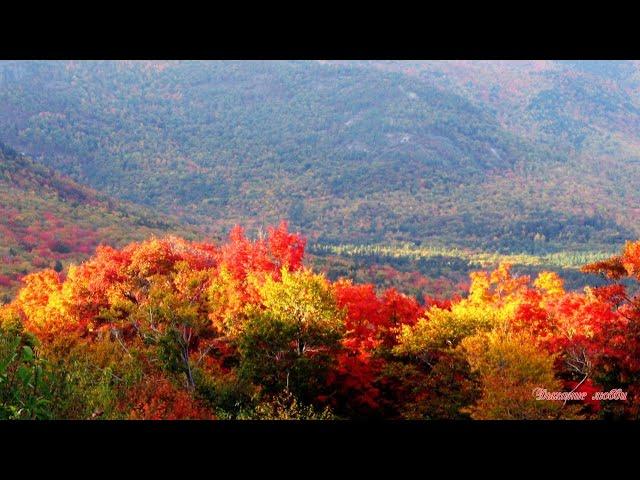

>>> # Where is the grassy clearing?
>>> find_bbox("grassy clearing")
[310,243,617,271]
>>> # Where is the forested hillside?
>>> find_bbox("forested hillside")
[355,60,640,248]
[359,60,640,152]
[0,142,193,301]
[3,60,632,252]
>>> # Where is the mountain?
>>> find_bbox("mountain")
[0,141,195,301]
[348,60,640,243]
[0,60,637,254]
[357,60,640,153]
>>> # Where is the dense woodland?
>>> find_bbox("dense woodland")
[2,61,640,420]
[1,61,639,252]
[0,138,616,305]
[0,143,195,302]
[1,222,640,420]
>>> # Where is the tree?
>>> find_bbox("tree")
[580,241,640,418]
[53,260,63,273]
[0,317,54,419]
[238,268,344,403]
[460,330,576,420]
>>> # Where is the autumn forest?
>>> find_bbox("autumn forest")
[2,60,640,420]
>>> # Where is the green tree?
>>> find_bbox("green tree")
[0,318,53,419]
[238,269,344,403]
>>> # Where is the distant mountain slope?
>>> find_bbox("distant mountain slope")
[358,60,640,161]
[0,142,195,301]
[0,60,561,245]
[330,60,640,249]
[0,60,637,253]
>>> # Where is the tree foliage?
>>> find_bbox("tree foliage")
[1,225,639,419]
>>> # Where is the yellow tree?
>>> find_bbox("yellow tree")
[393,263,579,419]
[395,263,526,355]
[460,330,577,419]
